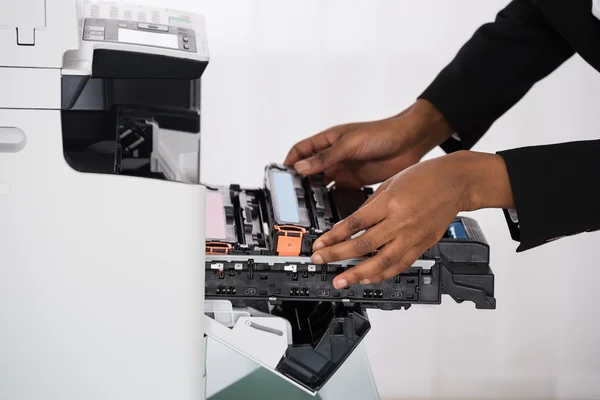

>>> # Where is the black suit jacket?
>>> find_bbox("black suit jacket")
[418,0,600,251]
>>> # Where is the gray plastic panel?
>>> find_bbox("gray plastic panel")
[83,18,197,53]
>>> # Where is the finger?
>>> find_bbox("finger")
[313,195,388,251]
[311,220,396,264]
[293,138,354,176]
[284,135,334,167]
[284,124,356,166]
[360,245,425,284]
[331,239,413,289]
[323,164,363,189]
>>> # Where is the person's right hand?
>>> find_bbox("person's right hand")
[284,99,454,187]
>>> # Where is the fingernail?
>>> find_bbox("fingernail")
[311,254,324,264]
[313,241,325,250]
[295,160,310,173]
[360,279,370,285]
[334,279,347,289]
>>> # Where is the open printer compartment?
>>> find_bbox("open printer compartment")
[202,165,496,394]
[60,49,206,184]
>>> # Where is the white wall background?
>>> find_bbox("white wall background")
[143,1,600,398]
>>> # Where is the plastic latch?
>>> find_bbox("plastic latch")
[274,225,307,256]
[0,127,27,153]
[206,242,232,255]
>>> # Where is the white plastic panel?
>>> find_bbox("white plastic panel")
[0,68,61,109]
[0,109,206,400]
[205,337,261,398]
[151,126,201,184]
[0,0,79,68]
[204,314,318,395]
[83,2,201,28]
[0,0,46,31]
[204,316,290,368]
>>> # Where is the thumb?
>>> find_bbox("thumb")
[294,139,352,175]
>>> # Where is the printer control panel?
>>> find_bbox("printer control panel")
[83,18,197,53]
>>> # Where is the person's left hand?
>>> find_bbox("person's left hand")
[310,150,514,289]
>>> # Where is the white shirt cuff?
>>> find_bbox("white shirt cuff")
[508,208,519,224]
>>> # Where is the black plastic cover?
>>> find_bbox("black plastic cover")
[205,258,493,310]
[92,49,208,80]
[275,305,370,392]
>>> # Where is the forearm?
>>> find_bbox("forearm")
[401,99,454,158]
[448,150,515,212]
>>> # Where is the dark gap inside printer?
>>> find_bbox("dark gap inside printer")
[61,50,205,180]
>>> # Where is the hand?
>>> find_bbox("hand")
[284,100,453,187]
[309,150,514,289]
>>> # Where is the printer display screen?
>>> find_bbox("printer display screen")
[118,28,179,49]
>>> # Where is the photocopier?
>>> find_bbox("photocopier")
[0,1,497,399]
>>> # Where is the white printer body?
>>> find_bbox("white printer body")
[0,1,209,399]
[0,1,340,398]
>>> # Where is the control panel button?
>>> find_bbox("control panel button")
[84,34,105,41]
[183,36,189,42]
[84,25,105,32]
[183,43,189,49]
[138,22,168,32]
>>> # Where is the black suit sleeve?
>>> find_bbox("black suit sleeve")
[418,0,574,152]
[417,0,600,252]
[497,141,600,251]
